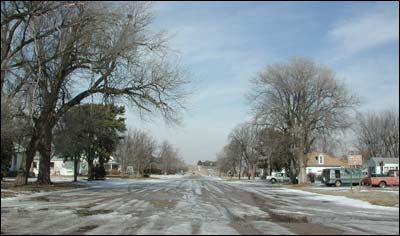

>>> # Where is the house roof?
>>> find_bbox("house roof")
[370,157,399,164]
[307,152,348,167]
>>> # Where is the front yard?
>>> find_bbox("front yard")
[286,184,399,207]
[1,180,85,198]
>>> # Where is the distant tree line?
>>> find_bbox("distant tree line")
[115,129,187,177]
[197,160,216,167]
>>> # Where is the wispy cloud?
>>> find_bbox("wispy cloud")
[335,52,399,112]
[327,3,399,60]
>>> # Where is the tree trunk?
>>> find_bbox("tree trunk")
[268,156,272,176]
[87,158,94,181]
[299,165,307,184]
[37,127,52,184]
[238,158,242,180]
[298,152,308,184]
[15,131,41,185]
[15,112,56,185]
[251,164,256,180]
[288,158,299,184]
[74,156,78,182]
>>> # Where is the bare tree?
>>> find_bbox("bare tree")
[216,142,242,178]
[355,110,399,159]
[1,2,64,99]
[229,123,261,180]
[8,2,189,185]
[249,58,358,183]
[158,140,186,175]
[159,140,175,175]
[116,129,157,177]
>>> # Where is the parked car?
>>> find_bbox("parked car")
[321,168,364,187]
[266,172,290,184]
[361,170,399,188]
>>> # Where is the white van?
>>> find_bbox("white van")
[266,172,290,183]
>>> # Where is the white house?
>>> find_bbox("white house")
[49,156,76,176]
[10,144,40,175]
[306,152,348,176]
[364,157,399,176]
[9,145,120,177]
[10,144,78,177]
[9,144,26,172]
[103,156,121,175]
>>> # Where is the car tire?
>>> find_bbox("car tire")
[271,178,276,184]
[335,180,341,187]
[379,181,386,188]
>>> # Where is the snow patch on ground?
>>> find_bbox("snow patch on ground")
[202,175,223,181]
[285,188,399,210]
[252,221,295,235]
[199,222,239,235]
[164,222,192,235]
[225,180,399,210]
[150,174,187,179]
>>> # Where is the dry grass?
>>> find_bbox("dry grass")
[287,186,399,207]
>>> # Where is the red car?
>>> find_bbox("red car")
[362,170,399,188]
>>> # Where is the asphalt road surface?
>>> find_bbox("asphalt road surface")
[1,175,399,235]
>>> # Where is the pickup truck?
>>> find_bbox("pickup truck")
[362,170,399,188]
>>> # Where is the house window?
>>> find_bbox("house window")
[50,162,55,168]
[318,155,324,165]
[33,162,37,169]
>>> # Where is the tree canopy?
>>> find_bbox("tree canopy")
[54,103,126,180]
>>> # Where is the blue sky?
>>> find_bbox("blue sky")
[125,1,399,164]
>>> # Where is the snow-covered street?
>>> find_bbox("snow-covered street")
[1,175,399,235]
